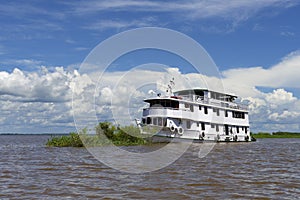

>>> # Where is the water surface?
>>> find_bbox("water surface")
[0,135,299,199]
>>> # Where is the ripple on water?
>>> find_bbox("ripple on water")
[0,135,299,199]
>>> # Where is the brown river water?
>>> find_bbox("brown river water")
[0,135,299,199]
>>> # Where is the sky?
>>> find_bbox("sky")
[0,0,300,133]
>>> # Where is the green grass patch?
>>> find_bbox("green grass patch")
[46,132,84,147]
[46,122,150,147]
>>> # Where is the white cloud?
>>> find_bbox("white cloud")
[220,51,300,132]
[13,59,43,67]
[85,17,159,31]
[0,66,95,133]
[72,0,298,21]
[0,59,43,68]
[268,110,300,121]
[68,0,300,33]
[265,89,296,105]
[0,67,72,102]
[74,47,90,51]
[73,0,292,13]
[280,31,295,37]
[100,87,113,103]
[1,50,300,133]
[222,50,300,97]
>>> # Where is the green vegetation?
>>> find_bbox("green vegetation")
[46,132,84,147]
[251,132,300,138]
[95,122,148,146]
[46,122,149,147]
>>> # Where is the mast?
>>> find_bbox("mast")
[166,77,175,96]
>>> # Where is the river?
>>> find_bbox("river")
[0,135,299,199]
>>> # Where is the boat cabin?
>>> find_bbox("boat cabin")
[174,89,237,102]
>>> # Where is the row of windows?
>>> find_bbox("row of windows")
[224,126,248,134]
[189,121,248,134]
[149,99,179,109]
[213,124,248,134]
[143,117,167,126]
[184,103,247,118]
[143,117,249,134]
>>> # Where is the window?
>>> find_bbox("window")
[162,118,167,127]
[187,120,191,129]
[185,103,189,108]
[158,117,162,126]
[201,123,205,130]
[236,126,239,133]
[171,101,179,109]
[142,118,146,124]
[166,100,171,108]
[232,111,245,119]
[190,105,194,112]
[216,124,219,132]
[211,124,215,128]
[225,110,228,117]
[245,127,248,133]
[148,99,179,109]
[153,118,157,125]
[146,117,151,124]
[199,105,202,110]
[204,106,208,114]
[213,108,219,116]
[197,122,199,127]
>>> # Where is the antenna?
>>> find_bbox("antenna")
[166,77,175,95]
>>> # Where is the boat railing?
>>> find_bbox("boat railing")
[174,95,248,111]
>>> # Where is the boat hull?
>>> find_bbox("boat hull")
[140,127,253,143]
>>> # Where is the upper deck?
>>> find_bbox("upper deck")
[145,89,248,111]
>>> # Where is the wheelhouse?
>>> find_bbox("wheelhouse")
[144,99,179,109]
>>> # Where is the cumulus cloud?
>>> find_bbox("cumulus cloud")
[1,51,300,133]
[0,67,72,102]
[220,51,300,132]
[222,51,300,96]
[265,89,296,105]
[0,66,92,133]
[244,89,300,132]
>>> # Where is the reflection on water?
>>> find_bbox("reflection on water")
[0,135,299,199]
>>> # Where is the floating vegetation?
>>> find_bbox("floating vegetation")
[46,122,149,147]
[46,132,84,147]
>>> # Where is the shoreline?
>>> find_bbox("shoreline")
[252,132,300,139]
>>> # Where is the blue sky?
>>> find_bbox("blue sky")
[0,0,300,133]
[1,0,299,70]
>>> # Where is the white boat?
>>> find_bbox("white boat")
[136,79,254,142]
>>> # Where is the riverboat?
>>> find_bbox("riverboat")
[136,79,253,142]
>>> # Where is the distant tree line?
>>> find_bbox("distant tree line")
[251,131,300,138]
